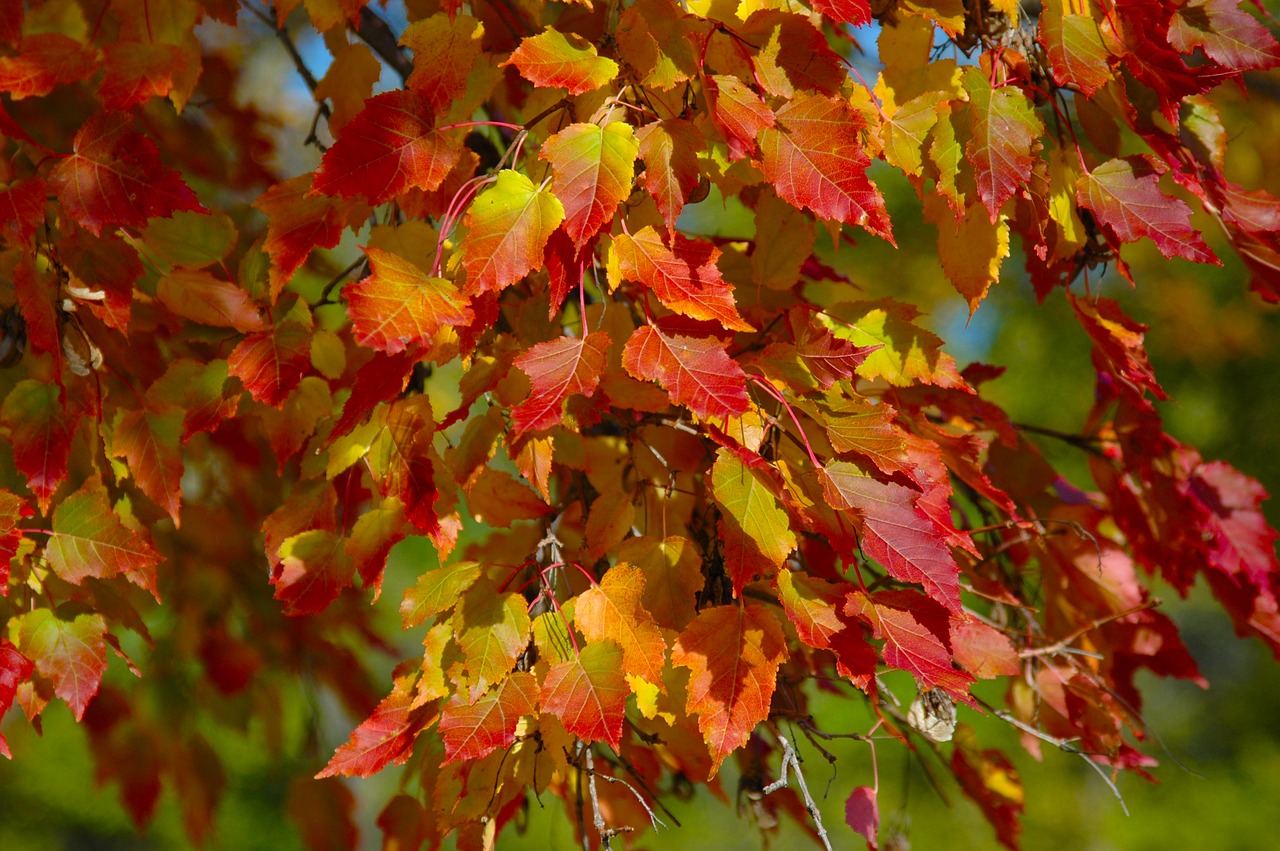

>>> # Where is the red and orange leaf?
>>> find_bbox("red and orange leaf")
[816,395,910,477]
[541,641,630,747]
[402,13,485,113]
[621,324,749,421]
[400,561,482,629]
[964,67,1042,222]
[574,565,667,688]
[541,121,637,248]
[758,92,892,240]
[672,603,787,773]
[776,570,847,651]
[99,41,188,110]
[12,259,59,365]
[145,359,239,443]
[318,682,434,778]
[272,529,357,616]
[156,269,266,334]
[511,332,609,436]
[367,397,438,534]
[608,228,753,332]
[707,74,775,160]
[12,608,107,721]
[1,380,75,513]
[617,536,702,632]
[951,619,1020,679]
[44,477,162,595]
[1076,157,1219,264]
[253,174,368,302]
[796,318,879,389]
[1169,0,1280,71]
[227,321,311,408]
[459,169,564,295]
[0,639,33,758]
[585,489,635,564]
[1070,294,1166,402]
[845,589,975,700]
[636,120,704,235]
[347,247,473,354]
[110,409,184,526]
[951,726,1024,849]
[1038,0,1114,97]
[503,28,619,96]
[49,111,205,237]
[0,34,97,99]
[0,177,47,246]
[345,501,408,600]
[811,0,871,26]
[331,349,421,440]
[821,462,962,612]
[0,489,31,591]
[438,671,539,763]
[312,90,462,204]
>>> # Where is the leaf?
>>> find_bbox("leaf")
[951,619,1020,679]
[253,174,368,302]
[575,565,667,689]
[511,332,609,435]
[318,682,433,778]
[672,603,787,773]
[776,570,879,688]
[503,27,619,96]
[1169,0,1280,71]
[367,397,438,534]
[621,324,749,421]
[401,561,482,629]
[41,477,161,595]
[880,91,949,177]
[453,583,532,701]
[227,321,311,408]
[110,409,184,526]
[272,529,357,616]
[330,349,421,440]
[541,122,638,248]
[0,177,47,246]
[707,74,775,159]
[845,785,880,849]
[925,195,1011,313]
[438,671,539,763]
[312,90,462,204]
[820,462,962,612]
[951,725,1024,849]
[0,639,33,758]
[0,34,96,100]
[1070,295,1166,402]
[816,395,910,477]
[795,316,880,389]
[347,247,473,354]
[1076,157,1219,264]
[811,0,871,26]
[155,269,266,333]
[13,608,107,721]
[49,111,205,237]
[608,228,753,331]
[345,501,408,600]
[617,536,702,632]
[963,67,1042,222]
[1,380,75,513]
[711,449,796,595]
[459,169,565,295]
[1038,0,1114,97]
[145,358,239,443]
[99,40,189,110]
[845,589,975,700]
[824,300,967,389]
[636,120,704,235]
[402,13,485,113]
[541,641,630,747]
[758,92,893,241]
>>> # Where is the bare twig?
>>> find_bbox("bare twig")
[993,711,1130,816]
[584,745,625,849]
[595,772,667,831]
[763,728,835,851]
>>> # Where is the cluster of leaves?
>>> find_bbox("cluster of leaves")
[1,0,1279,848]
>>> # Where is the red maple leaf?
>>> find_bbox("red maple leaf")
[609,228,753,332]
[621,324,749,421]
[541,642,630,747]
[346,247,474,354]
[511,332,609,435]
[845,589,975,701]
[438,671,539,763]
[317,681,433,778]
[0,33,97,100]
[227,321,311,408]
[541,122,638,248]
[253,174,369,303]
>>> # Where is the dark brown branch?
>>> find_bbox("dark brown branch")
[356,7,413,83]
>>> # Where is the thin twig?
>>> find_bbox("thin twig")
[763,728,834,851]
[595,773,667,831]
[583,746,618,849]
[993,711,1130,816]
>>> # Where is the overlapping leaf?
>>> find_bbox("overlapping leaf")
[621,324,749,420]
[459,169,564,294]
[504,28,619,95]
[318,682,434,778]
[608,228,752,331]
[347,247,473,354]
[541,122,637,248]
[575,565,667,689]
[43,478,162,595]
[12,608,107,721]
[511,332,609,435]
[1077,157,1218,264]
[438,671,539,763]
[711,449,796,594]
[964,68,1042,222]
[541,641,630,747]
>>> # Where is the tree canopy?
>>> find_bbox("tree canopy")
[2,1,1279,849]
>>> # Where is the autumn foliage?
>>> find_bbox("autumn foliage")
[2,0,1280,849]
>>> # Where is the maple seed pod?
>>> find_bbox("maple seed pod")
[907,688,957,743]
[0,306,26,368]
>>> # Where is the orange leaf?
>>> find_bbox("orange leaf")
[227,321,311,408]
[459,169,564,295]
[439,671,539,763]
[575,565,667,688]
[511,332,609,435]
[347,247,474,354]
[541,121,638,248]
[540,641,630,747]
[318,681,434,778]
[44,477,163,596]
[621,324,749,421]
[110,409,184,526]
[504,28,619,96]
[608,228,752,332]
[402,13,485,113]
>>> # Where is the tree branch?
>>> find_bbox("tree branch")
[763,727,834,851]
[356,7,412,83]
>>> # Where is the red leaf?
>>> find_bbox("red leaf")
[347,247,473,354]
[845,785,880,849]
[541,121,638,248]
[672,603,787,773]
[795,318,879,389]
[156,269,266,333]
[438,671,539,763]
[758,92,893,241]
[312,90,462,204]
[820,463,963,612]
[253,174,368,303]
[227,321,311,408]
[636,120,704,235]
[272,529,356,616]
[0,178,47,247]
[608,228,753,332]
[621,324,749,421]
[951,727,1023,849]
[811,0,871,26]
[12,258,60,369]
[511,332,609,435]
[575,565,667,689]
[1,379,75,513]
[0,489,32,592]
[707,74,775,160]
[459,169,564,295]
[99,41,188,110]
[13,608,107,721]
[1169,0,1280,71]
[402,13,485,113]
[845,589,975,701]
[504,28,619,95]
[50,112,205,237]
[776,570,878,689]
[331,349,421,440]
[0,33,97,99]
[110,409,184,527]
[1076,157,1218,264]
[816,395,909,477]
[1070,294,1166,402]
[345,501,407,599]
[318,682,433,778]
[964,67,1042,222]
[1038,0,1114,97]
[368,397,438,534]
[541,642,630,747]
[951,619,1020,679]
[0,639,34,758]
